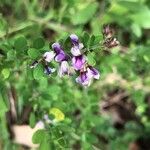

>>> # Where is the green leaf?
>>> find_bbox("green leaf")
[131,23,142,37]
[33,37,45,49]
[1,68,10,79]
[33,129,50,150]
[28,48,40,59]
[14,36,28,51]
[7,50,16,60]
[39,134,50,150]
[87,53,96,66]
[89,35,96,48]
[33,65,44,80]
[82,32,90,47]
[129,7,150,28]
[63,37,71,52]
[32,129,46,144]
[29,113,36,128]
[94,35,102,45]
[72,3,98,25]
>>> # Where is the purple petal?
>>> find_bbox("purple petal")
[55,52,66,62]
[76,72,91,87]
[70,34,79,45]
[52,43,63,54]
[87,66,100,79]
[72,55,86,70]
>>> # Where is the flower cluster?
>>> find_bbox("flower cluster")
[30,34,100,87]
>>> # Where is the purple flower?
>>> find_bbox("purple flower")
[72,55,86,71]
[87,66,100,79]
[44,65,55,75]
[43,51,55,62]
[76,71,92,87]
[55,51,67,62]
[70,34,84,56]
[52,42,63,54]
[76,66,100,87]
[52,42,69,62]
[70,34,79,45]
[58,61,70,77]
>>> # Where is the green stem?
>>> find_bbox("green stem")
[0,22,34,39]
[0,17,73,39]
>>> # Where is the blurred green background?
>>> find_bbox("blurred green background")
[0,0,150,149]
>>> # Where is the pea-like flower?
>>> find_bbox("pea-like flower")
[76,71,91,87]
[76,66,100,87]
[52,42,69,62]
[72,55,86,71]
[87,66,100,80]
[43,51,55,62]
[70,34,86,71]
[70,34,84,56]
[58,61,70,77]
[52,43,70,77]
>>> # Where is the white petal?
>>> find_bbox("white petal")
[94,72,100,79]
[71,47,81,56]
[58,61,69,77]
[87,68,94,79]
[43,51,55,62]
[51,68,56,73]
[79,43,84,49]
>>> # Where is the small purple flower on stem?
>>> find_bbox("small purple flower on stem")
[58,61,70,77]
[52,42,70,77]
[72,55,86,71]
[44,65,55,75]
[70,34,84,56]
